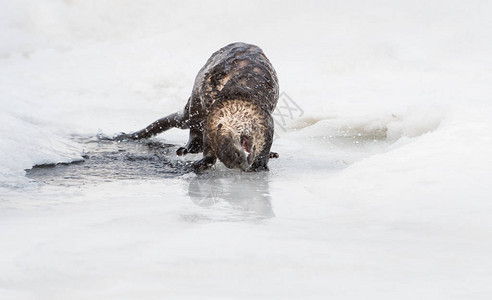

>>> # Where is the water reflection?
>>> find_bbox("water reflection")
[186,171,274,221]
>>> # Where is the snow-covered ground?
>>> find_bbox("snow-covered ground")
[1,0,492,299]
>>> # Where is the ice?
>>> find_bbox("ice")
[1,0,492,299]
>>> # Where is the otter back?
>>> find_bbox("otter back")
[192,42,279,114]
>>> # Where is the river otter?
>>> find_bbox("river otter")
[116,42,279,171]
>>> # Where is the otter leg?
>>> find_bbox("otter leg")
[250,151,279,171]
[192,141,216,172]
[250,146,274,171]
[250,155,270,172]
[115,111,188,141]
[176,130,204,156]
[192,156,216,172]
[177,96,207,156]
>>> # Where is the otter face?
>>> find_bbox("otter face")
[206,100,270,171]
[216,128,256,171]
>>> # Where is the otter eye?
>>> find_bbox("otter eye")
[217,123,223,130]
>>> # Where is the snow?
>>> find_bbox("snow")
[1,0,492,299]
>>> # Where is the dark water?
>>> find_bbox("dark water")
[26,137,190,186]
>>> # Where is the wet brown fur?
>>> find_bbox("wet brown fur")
[205,99,274,171]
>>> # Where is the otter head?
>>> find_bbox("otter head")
[215,127,256,171]
[206,100,272,171]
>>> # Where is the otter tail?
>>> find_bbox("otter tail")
[114,111,188,141]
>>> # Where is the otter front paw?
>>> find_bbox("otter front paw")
[269,152,279,159]
[192,157,216,173]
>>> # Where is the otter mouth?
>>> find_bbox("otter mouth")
[242,139,250,154]
[241,136,254,165]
